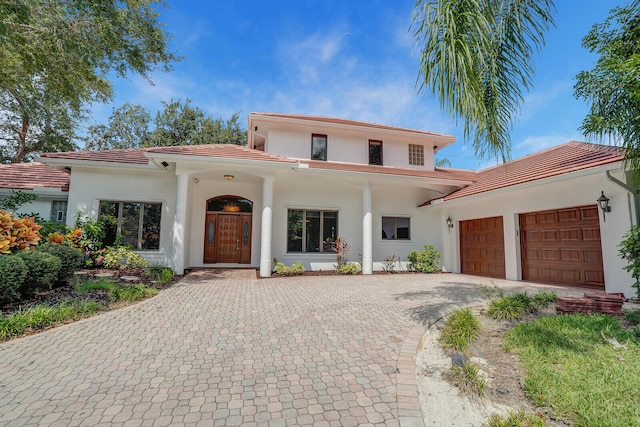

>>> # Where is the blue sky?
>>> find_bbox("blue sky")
[92,0,621,170]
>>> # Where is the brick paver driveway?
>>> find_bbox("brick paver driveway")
[0,271,559,427]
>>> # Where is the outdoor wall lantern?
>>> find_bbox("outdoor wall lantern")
[597,191,611,222]
[446,216,454,232]
[224,175,234,181]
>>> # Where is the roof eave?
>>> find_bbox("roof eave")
[40,157,154,170]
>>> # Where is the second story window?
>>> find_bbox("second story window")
[311,134,327,161]
[408,144,424,166]
[369,140,382,165]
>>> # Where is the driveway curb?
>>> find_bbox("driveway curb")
[396,324,426,427]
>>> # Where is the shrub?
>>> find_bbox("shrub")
[619,225,640,298]
[36,243,83,285]
[439,308,481,354]
[103,247,148,269]
[382,254,399,273]
[274,261,306,276]
[147,265,175,283]
[407,244,440,273]
[0,255,28,304]
[335,262,360,275]
[0,210,42,253]
[15,250,61,295]
[39,221,71,239]
[85,248,108,268]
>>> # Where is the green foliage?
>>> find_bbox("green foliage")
[103,247,148,269]
[39,221,71,238]
[574,2,640,178]
[0,255,27,304]
[625,308,640,325]
[0,301,100,341]
[486,292,556,321]
[504,314,640,426]
[411,0,555,163]
[111,285,157,302]
[407,244,441,273]
[74,213,106,249]
[1,0,180,163]
[74,279,117,294]
[86,100,247,149]
[274,261,306,276]
[335,263,360,275]
[439,308,481,354]
[618,225,640,298]
[15,250,61,295]
[36,243,83,285]
[483,411,545,427]
[443,362,487,397]
[0,190,38,212]
[147,265,175,283]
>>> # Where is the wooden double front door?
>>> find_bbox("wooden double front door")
[204,213,252,264]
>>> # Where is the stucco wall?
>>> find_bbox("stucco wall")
[67,166,177,267]
[432,166,635,296]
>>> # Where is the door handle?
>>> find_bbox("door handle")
[236,239,240,250]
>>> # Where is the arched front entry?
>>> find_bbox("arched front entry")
[204,196,252,264]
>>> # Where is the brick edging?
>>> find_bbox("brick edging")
[395,324,426,427]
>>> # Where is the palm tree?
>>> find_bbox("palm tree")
[412,0,555,163]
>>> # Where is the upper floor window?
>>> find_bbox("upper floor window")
[311,134,327,161]
[99,201,162,250]
[408,144,424,166]
[369,140,383,165]
[50,200,67,223]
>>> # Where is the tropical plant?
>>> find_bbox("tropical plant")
[335,263,360,275]
[619,225,640,298]
[103,247,148,270]
[407,244,440,273]
[411,0,555,163]
[382,254,399,273]
[274,261,306,276]
[0,210,42,253]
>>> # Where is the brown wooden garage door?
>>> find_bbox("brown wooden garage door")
[519,205,604,289]
[460,216,506,279]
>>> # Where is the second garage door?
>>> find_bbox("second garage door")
[519,205,604,289]
[460,216,506,279]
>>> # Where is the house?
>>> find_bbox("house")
[37,113,636,297]
[0,162,70,224]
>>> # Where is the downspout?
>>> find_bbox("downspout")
[606,170,639,226]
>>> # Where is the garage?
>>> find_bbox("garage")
[519,205,604,289]
[460,216,506,279]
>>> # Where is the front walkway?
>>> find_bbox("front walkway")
[0,272,581,427]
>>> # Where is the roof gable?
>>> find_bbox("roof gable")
[0,162,70,192]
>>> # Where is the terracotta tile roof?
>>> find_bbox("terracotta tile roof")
[0,162,70,192]
[41,147,149,164]
[145,144,296,163]
[250,112,454,139]
[40,144,297,165]
[301,160,478,182]
[422,142,623,205]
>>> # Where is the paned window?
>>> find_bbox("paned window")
[99,201,162,250]
[311,134,328,161]
[369,140,383,165]
[382,216,410,240]
[408,144,424,166]
[287,209,337,253]
[50,200,68,223]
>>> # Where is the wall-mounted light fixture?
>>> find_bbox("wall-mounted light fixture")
[224,175,234,181]
[597,191,611,222]
[446,216,454,232]
[161,161,169,168]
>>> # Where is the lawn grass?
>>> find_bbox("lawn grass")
[0,301,101,341]
[75,278,118,294]
[503,314,640,426]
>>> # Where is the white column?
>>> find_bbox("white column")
[260,176,275,277]
[362,183,373,275]
[173,174,188,275]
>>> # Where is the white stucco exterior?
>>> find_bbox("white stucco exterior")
[37,113,638,298]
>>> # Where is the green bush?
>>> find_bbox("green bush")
[103,247,148,269]
[15,250,61,295]
[274,261,306,276]
[147,265,175,283]
[335,263,360,275]
[407,244,441,273]
[619,225,640,298]
[36,243,83,285]
[0,255,28,304]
